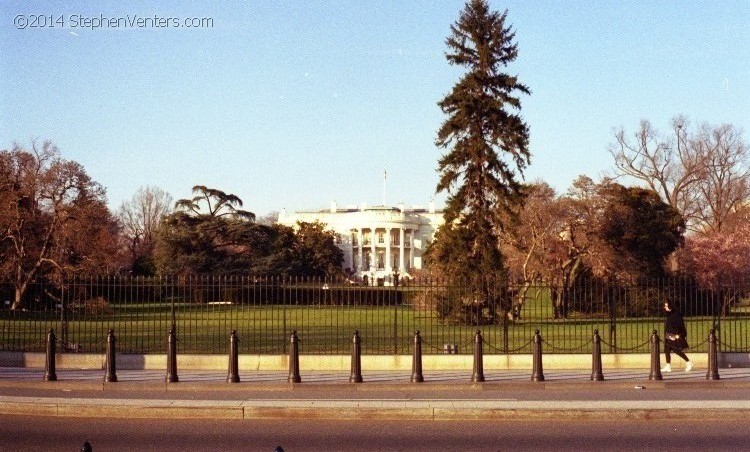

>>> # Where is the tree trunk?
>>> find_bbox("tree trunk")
[11,284,25,311]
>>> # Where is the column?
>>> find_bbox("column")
[399,228,405,272]
[385,227,392,273]
[408,229,414,270]
[357,228,363,273]
[370,225,376,272]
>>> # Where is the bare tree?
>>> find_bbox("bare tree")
[692,123,749,233]
[610,117,749,233]
[118,186,173,272]
[609,116,703,229]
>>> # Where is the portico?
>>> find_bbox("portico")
[278,201,444,281]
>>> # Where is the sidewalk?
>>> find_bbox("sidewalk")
[2,367,750,420]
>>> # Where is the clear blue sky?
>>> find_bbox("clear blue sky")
[2,1,748,217]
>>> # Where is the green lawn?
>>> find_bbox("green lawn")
[2,302,748,354]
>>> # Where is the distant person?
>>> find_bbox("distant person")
[661,301,692,372]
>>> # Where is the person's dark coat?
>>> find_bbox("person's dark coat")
[664,309,689,351]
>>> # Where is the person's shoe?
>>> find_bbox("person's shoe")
[661,363,672,373]
[685,361,693,372]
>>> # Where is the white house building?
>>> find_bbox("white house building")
[278,201,444,281]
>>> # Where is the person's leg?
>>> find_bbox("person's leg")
[662,344,673,372]
[673,349,693,371]
[664,344,672,363]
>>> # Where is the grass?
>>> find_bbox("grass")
[2,302,748,354]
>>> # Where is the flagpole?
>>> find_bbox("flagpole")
[382,169,386,206]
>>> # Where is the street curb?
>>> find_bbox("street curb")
[3,397,750,421]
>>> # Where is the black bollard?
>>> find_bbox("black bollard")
[227,330,240,383]
[411,330,424,383]
[471,330,485,383]
[166,326,179,383]
[104,329,118,383]
[706,329,721,381]
[649,329,663,381]
[44,329,57,382]
[532,330,545,382]
[349,330,363,383]
[81,440,92,452]
[288,330,301,383]
[591,329,604,381]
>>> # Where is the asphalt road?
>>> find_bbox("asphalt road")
[2,416,750,451]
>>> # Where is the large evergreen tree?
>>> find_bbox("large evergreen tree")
[437,0,530,227]
[429,1,530,323]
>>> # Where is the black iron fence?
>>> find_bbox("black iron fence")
[1,276,748,355]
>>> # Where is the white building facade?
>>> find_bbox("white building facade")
[279,202,444,281]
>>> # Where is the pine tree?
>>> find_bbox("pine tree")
[437,0,530,229]
[429,0,531,323]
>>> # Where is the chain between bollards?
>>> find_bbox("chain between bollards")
[471,330,485,383]
[349,330,363,383]
[227,330,240,383]
[411,330,424,383]
[44,328,57,382]
[104,329,117,383]
[649,329,663,381]
[166,326,179,383]
[591,329,604,381]
[532,330,545,382]
[288,330,301,383]
[706,329,720,381]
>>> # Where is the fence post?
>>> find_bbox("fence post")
[288,330,301,383]
[532,330,545,382]
[282,277,288,355]
[349,330,363,383]
[393,298,399,355]
[502,317,509,354]
[591,329,604,381]
[44,329,57,382]
[706,329,720,381]
[104,329,117,383]
[166,326,179,383]
[649,330,663,381]
[471,330,485,383]
[411,330,424,383]
[227,330,240,383]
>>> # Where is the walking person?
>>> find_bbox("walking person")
[661,301,693,372]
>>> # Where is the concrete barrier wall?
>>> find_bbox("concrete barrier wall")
[0,351,716,371]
